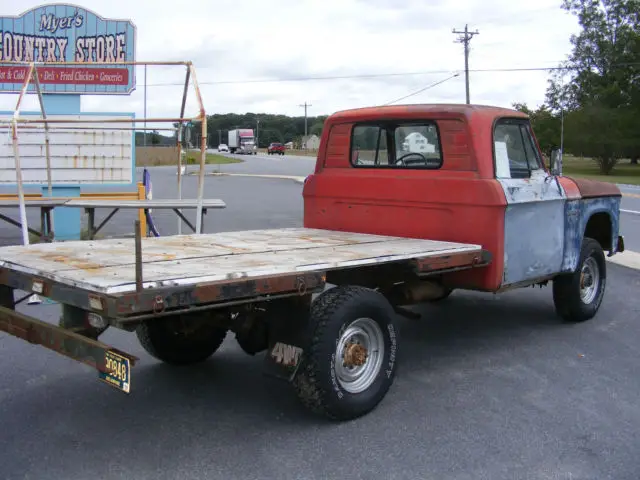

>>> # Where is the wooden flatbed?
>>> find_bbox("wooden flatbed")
[0,227,484,296]
[0,227,489,406]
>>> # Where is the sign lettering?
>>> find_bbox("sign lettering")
[0,5,136,94]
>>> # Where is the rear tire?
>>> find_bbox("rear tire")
[552,237,606,322]
[293,285,399,420]
[136,313,227,365]
[428,287,453,302]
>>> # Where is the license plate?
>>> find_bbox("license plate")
[99,350,131,393]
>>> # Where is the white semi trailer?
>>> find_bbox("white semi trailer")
[228,128,257,154]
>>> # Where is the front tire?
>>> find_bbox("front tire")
[293,286,399,420]
[136,313,227,365]
[552,237,606,322]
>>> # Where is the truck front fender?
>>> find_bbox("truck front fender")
[560,196,622,273]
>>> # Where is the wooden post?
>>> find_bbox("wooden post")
[137,182,147,237]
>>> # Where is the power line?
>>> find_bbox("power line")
[141,63,605,87]
[136,60,640,89]
[383,73,461,105]
[452,24,480,104]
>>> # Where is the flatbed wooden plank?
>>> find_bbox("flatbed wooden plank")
[63,199,226,209]
[0,228,482,295]
[0,228,465,272]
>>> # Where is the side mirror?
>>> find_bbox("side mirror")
[550,149,563,176]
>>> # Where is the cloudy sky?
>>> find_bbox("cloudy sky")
[0,0,580,120]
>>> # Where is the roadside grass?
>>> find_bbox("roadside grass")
[561,155,640,185]
[138,152,243,167]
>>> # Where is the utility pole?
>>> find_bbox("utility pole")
[452,24,479,104]
[218,129,222,146]
[298,102,312,139]
[143,64,147,146]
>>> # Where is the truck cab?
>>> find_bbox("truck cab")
[303,104,624,321]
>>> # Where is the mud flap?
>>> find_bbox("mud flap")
[263,340,305,382]
[261,298,311,382]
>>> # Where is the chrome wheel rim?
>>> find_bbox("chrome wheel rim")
[580,256,600,304]
[334,317,385,394]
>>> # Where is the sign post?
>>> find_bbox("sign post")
[0,4,137,241]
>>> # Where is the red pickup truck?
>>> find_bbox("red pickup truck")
[0,104,624,422]
[267,142,286,155]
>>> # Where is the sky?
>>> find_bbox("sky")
[0,0,580,121]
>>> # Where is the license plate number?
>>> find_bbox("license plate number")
[99,351,131,393]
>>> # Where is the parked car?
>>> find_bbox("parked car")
[217,144,229,153]
[267,142,285,155]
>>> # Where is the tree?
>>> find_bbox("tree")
[206,112,329,148]
[545,0,640,168]
[310,121,324,136]
[563,105,635,173]
[512,103,562,158]
[150,130,161,145]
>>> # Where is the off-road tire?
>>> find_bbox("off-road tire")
[136,314,227,365]
[552,237,606,322]
[292,285,399,421]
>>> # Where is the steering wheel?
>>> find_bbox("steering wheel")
[395,151,428,166]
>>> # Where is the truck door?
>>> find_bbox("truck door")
[493,118,567,286]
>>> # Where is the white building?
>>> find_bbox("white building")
[301,134,320,150]
[402,132,435,153]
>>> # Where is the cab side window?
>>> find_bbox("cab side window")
[493,119,542,178]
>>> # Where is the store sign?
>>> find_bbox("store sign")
[0,4,136,94]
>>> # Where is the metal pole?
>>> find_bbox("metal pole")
[32,66,55,239]
[11,128,29,246]
[144,64,147,146]
[188,63,207,234]
[197,118,207,234]
[176,65,191,235]
[12,63,35,246]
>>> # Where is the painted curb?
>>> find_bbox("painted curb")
[617,183,640,190]
[607,250,640,271]
[200,172,306,183]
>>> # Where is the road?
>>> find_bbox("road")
[618,185,640,252]
[1,171,640,479]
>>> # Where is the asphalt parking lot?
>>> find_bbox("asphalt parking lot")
[0,170,639,480]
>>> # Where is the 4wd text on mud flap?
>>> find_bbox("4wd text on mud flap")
[270,342,303,367]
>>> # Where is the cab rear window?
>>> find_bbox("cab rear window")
[350,121,442,169]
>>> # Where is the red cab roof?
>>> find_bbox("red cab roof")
[326,103,528,123]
